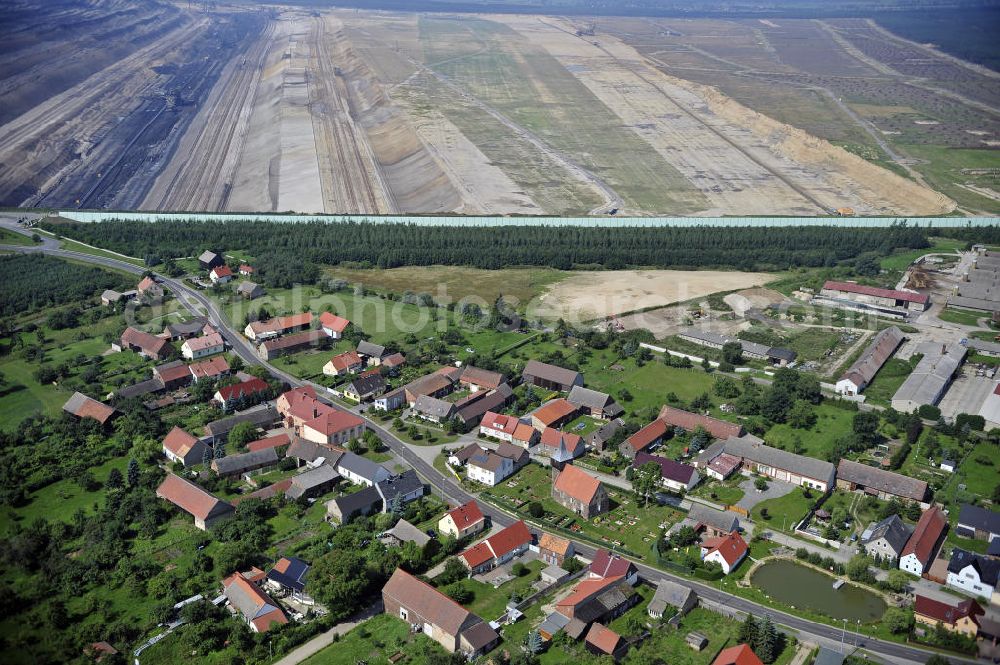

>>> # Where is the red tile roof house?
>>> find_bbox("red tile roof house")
[552,464,609,519]
[239,264,255,276]
[277,386,327,430]
[154,360,195,389]
[900,505,948,577]
[531,398,579,431]
[189,355,230,383]
[209,265,233,284]
[458,520,532,574]
[181,332,225,360]
[222,572,288,633]
[657,405,744,440]
[479,411,520,442]
[301,409,365,447]
[136,275,164,300]
[156,473,234,530]
[621,418,669,459]
[700,531,749,575]
[539,533,575,567]
[116,326,171,360]
[382,569,499,657]
[588,549,639,586]
[438,500,487,539]
[243,312,314,342]
[512,422,539,449]
[633,451,701,492]
[914,594,984,637]
[318,312,350,338]
[213,377,270,412]
[323,350,364,377]
[585,622,628,660]
[162,426,208,466]
[62,392,117,426]
[712,644,765,665]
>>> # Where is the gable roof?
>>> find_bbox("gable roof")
[556,575,626,612]
[702,531,748,566]
[216,377,269,403]
[382,568,482,636]
[211,265,233,279]
[184,332,225,353]
[724,434,834,484]
[823,280,928,305]
[539,533,572,556]
[204,404,278,438]
[553,464,602,504]
[413,394,455,420]
[460,365,504,390]
[198,250,219,264]
[861,514,912,553]
[568,385,619,413]
[589,549,636,579]
[837,459,928,502]
[247,433,291,452]
[213,447,280,475]
[626,418,668,452]
[266,556,310,592]
[328,350,363,372]
[248,312,314,335]
[523,359,582,387]
[63,392,117,424]
[375,470,423,504]
[481,411,520,435]
[957,503,1000,534]
[120,327,170,356]
[712,644,765,665]
[455,383,513,424]
[914,594,983,625]
[382,352,406,368]
[450,442,486,464]
[386,518,431,547]
[137,275,158,292]
[461,519,533,567]
[839,326,904,388]
[532,398,578,426]
[189,355,230,380]
[585,623,622,655]
[687,503,740,534]
[155,359,194,383]
[318,312,350,333]
[658,405,743,440]
[162,426,200,457]
[634,451,697,484]
[469,451,508,473]
[286,464,340,499]
[540,427,584,453]
[947,548,1000,586]
[156,474,233,521]
[346,372,386,396]
[329,484,382,519]
[513,422,538,443]
[356,340,386,358]
[223,573,288,632]
[446,500,485,530]
[901,506,947,564]
[495,441,529,464]
[649,580,696,615]
[304,409,364,437]
[337,451,389,482]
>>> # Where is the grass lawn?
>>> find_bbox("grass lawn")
[690,479,745,506]
[48,230,146,267]
[301,614,450,665]
[862,358,916,405]
[619,606,745,665]
[764,402,858,462]
[0,228,38,246]
[483,462,682,558]
[270,342,351,380]
[325,265,568,308]
[880,237,965,271]
[581,351,719,417]
[446,559,545,622]
[751,487,816,533]
[938,307,986,327]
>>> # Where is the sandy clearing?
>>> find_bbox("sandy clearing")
[531,269,776,321]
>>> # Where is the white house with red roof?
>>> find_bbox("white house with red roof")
[319,312,350,338]
[479,411,520,442]
[239,264,255,276]
[213,377,269,412]
[539,427,585,458]
[162,426,208,466]
[323,350,363,376]
[210,265,233,284]
[301,410,365,447]
[700,531,748,575]
[458,520,531,573]
[181,332,225,360]
[438,500,486,539]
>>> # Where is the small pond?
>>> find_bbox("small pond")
[751,560,887,622]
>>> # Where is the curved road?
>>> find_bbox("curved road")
[0,224,961,665]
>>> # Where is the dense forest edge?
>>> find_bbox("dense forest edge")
[38,219,1000,281]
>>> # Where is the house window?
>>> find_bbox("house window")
[399,608,408,621]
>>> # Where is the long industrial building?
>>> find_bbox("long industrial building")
[836,326,905,396]
[948,250,1000,313]
[891,342,967,412]
[818,281,929,317]
[676,328,796,366]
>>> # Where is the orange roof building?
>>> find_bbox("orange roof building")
[552,464,609,518]
[712,644,764,665]
[162,426,208,466]
[531,398,579,430]
[700,531,749,574]
[458,520,531,572]
[62,392,117,425]
[439,500,486,539]
[900,506,947,576]
[156,474,233,530]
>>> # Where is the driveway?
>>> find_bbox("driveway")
[270,600,383,665]
[736,477,796,512]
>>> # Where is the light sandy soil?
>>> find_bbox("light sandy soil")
[531,269,776,321]
[724,287,788,316]
[496,15,953,216]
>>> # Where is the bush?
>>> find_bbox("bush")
[917,404,941,420]
[512,562,528,577]
[528,502,544,518]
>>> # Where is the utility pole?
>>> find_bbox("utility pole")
[841,618,847,653]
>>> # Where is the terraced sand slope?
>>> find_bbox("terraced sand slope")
[497,16,954,217]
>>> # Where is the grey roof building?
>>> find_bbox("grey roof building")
[647,580,697,619]
[326,485,382,523]
[236,281,265,299]
[336,451,392,486]
[344,373,386,400]
[567,385,624,419]
[956,504,1000,542]
[861,514,913,561]
[212,447,280,477]
[522,360,583,392]
[455,383,513,425]
[676,328,797,365]
[285,438,342,467]
[413,394,455,421]
[204,404,279,442]
[376,470,424,506]
[837,459,928,502]
[723,434,836,489]
[116,377,165,400]
[836,326,905,394]
[891,342,966,412]
[384,518,431,547]
[687,503,739,536]
[587,418,624,452]
[357,340,386,359]
[164,317,208,339]
[285,465,340,500]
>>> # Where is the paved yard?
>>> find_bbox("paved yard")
[937,367,993,421]
[736,477,797,511]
